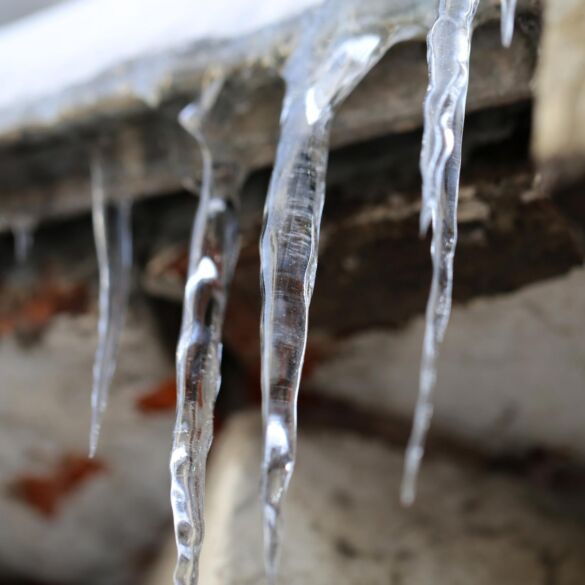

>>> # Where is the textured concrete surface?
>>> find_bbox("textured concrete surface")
[534,0,585,228]
[0,307,174,584]
[149,411,585,585]
[535,0,585,163]
[308,267,585,459]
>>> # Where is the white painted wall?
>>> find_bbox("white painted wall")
[310,268,585,458]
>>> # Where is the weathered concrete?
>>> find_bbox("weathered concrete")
[0,2,540,224]
[533,0,585,238]
[534,0,585,168]
[149,412,585,585]
[308,266,585,459]
[0,307,174,584]
[142,103,585,363]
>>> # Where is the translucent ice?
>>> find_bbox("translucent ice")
[171,84,241,585]
[259,1,428,581]
[11,216,36,265]
[500,0,517,47]
[89,147,133,457]
[402,0,479,506]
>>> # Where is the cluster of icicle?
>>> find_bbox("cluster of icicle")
[81,0,518,583]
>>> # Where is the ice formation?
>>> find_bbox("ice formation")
[89,146,133,457]
[402,0,480,506]
[259,0,430,581]
[11,217,36,265]
[501,0,517,48]
[171,82,241,585]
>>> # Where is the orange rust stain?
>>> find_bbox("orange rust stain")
[136,377,227,437]
[136,377,177,413]
[19,296,54,330]
[0,282,88,337]
[12,455,105,518]
[150,246,188,282]
[166,249,188,279]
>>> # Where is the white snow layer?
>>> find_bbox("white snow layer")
[0,0,322,110]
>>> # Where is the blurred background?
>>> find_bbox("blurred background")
[0,0,585,584]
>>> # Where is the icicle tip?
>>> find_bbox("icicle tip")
[88,429,99,459]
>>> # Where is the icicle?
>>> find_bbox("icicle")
[260,2,426,581]
[11,217,36,265]
[171,85,241,585]
[89,146,133,457]
[401,0,479,506]
[500,0,517,47]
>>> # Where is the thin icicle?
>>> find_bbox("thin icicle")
[401,0,479,506]
[11,217,36,265]
[260,2,426,581]
[171,90,241,585]
[89,147,133,457]
[500,0,517,47]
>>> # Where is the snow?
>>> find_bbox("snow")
[0,0,322,110]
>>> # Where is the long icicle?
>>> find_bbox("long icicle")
[401,0,479,506]
[89,146,133,457]
[260,2,426,580]
[171,91,240,585]
[500,0,517,48]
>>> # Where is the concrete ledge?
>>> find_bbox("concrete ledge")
[149,411,585,585]
[0,1,540,223]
